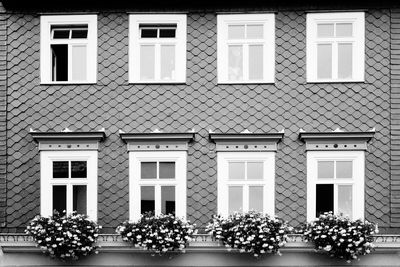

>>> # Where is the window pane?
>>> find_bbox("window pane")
[71,29,88,39]
[316,184,333,217]
[141,186,155,214]
[247,162,263,180]
[161,186,175,215]
[160,45,175,80]
[159,28,176,38]
[53,161,69,178]
[159,162,175,179]
[317,44,332,79]
[229,186,243,214]
[336,23,352,37]
[141,28,158,38]
[141,162,157,179]
[248,45,263,80]
[71,45,87,81]
[51,44,68,81]
[53,30,70,39]
[73,185,87,215]
[228,45,243,81]
[53,185,66,214]
[247,24,263,39]
[71,161,87,178]
[229,162,245,180]
[249,186,263,212]
[317,23,334,37]
[338,43,353,79]
[228,25,245,39]
[338,185,353,218]
[140,45,155,80]
[318,161,334,179]
[336,161,353,179]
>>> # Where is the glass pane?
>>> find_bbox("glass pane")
[249,186,263,212]
[316,184,333,217]
[338,43,353,79]
[71,45,87,81]
[336,23,353,37]
[336,161,353,179]
[317,44,332,79]
[141,28,158,38]
[160,45,175,80]
[247,24,263,39]
[53,185,66,215]
[140,45,155,80]
[73,185,87,215]
[229,162,245,180]
[317,23,334,37]
[318,161,334,179]
[71,29,88,39]
[338,185,353,218]
[71,161,87,178]
[229,186,243,214]
[159,28,176,38]
[141,162,157,179]
[248,45,263,80]
[228,25,245,39]
[141,186,155,214]
[159,162,175,179]
[228,45,243,81]
[161,186,175,215]
[51,44,68,81]
[53,161,69,178]
[53,30,70,39]
[247,162,263,180]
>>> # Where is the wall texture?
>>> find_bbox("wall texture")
[2,9,392,231]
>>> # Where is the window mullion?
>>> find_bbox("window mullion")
[155,184,161,215]
[334,183,338,215]
[155,43,161,80]
[243,184,249,213]
[332,42,338,80]
[68,44,72,81]
[67,183,73,215]
[243,43,249,81]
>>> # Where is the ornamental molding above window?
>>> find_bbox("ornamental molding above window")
[120,131,195,151]
[29,129,106,151]
[299,128,375,151]
[209,130,284,152]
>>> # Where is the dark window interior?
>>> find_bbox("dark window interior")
[165,201,175,215]
[140,24,176,38]
[73,185,87,214]
[159,28,176,38]
[316,184,334,217]
[51,44,68,81]
[53,161,69,178]
[53,185,67,214]
[71,161,87,178]
[141,200,155,214]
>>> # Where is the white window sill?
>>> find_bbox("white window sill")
[306,79,365,84]
[40,82,97,85]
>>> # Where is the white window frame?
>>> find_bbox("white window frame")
[217,152,275,217]
[307,150,364,221]
[129,14,187,83]
[129,151,187,221]
[40,15,98,84]
[217,14,275,84]
[40,150,98,221]
[306,12,365,82]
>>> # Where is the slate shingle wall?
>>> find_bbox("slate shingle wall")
[3,10,392,231]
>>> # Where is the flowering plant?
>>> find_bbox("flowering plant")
[25,211,101,260]
[116,213,195,255]
[207,211,290,257]
[303,212,378,261]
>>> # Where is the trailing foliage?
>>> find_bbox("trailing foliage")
[304,212,378,262]
[25,211,101,260]
[116,213,195,255]
[207,211,290,257]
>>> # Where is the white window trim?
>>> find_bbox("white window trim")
[307,150,364,222]
[217,152,275,217]
[217,14,275,84]
[306,12,365,83]
[129,14,187,84]
[40,15,98,84]
[40,150,98,221]
[129,151,187,221]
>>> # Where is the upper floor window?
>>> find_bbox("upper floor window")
[129,14,187,83]
[40,15,97,84]
[307,12,365,82]
[217,14,275,84]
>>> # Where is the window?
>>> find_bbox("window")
[129,15,187,83]
[41,151,98,220]
[217,14,275,84]
[40,15,97,83]
[217,152,275,216]
[307,151,364,221]
[307,12,365,82]
[130,151,187,221]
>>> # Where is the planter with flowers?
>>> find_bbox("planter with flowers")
[25,211,101,260]
[116,212,195,255]
[303,212,378,262]
[207,211,290,257]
